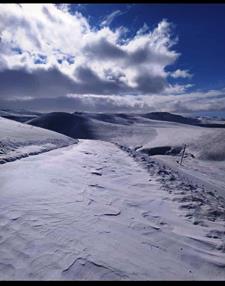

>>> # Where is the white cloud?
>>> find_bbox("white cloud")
[66,88,225,113]
[2,4,220,115]
[0,3,190,99]
[56,3,71,13]
[170,69,192,78]
[100,10,124,27]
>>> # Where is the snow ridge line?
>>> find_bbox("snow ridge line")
[0,140,77,165]
[116,143,225,245]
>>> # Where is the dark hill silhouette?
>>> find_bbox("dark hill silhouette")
[141,112,225,128]
[141,112,201,125]
[27,112,95,139]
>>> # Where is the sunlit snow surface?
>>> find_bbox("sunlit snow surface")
[1,114,225,280]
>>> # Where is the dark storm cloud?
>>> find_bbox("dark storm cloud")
[134,74,167,94]
[0,66,132,101]
[73,65,130,94]
[0,64,168,102]
[0,68,76,99]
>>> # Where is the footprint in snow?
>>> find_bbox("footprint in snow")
[94,206,121,217]
[96,167,103,171]
[91,171,102,176]
[89,184,104,189]
[98,210,121,217]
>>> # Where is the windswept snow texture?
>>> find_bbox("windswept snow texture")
[0,117,77,164]
[1,140,225,280]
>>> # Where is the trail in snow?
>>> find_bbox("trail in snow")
[0,140,225,280]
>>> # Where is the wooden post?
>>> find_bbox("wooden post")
[180,144,186,166]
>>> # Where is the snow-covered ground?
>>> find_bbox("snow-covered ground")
[0,117,76,164]
[152,155,225,200]
[90,117,225,201]
[1,139,225,280]
[1,112,225,280]
[136,127,225,200]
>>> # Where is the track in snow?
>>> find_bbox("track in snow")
[0,140,225,280]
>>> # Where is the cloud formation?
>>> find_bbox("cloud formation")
[0,3,223,114]
[0,4,188,95]
[66,89,225,113]
[170,69,192,79]
[100,10,124,27]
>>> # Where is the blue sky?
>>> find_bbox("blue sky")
[0,3,225,116]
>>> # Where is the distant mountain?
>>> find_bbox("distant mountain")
[141,112,225,128]
[141,112,201,125]
[26,111,225,142]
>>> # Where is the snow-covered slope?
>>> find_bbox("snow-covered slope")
[1,140,225,280]
[27,111,225,153]
[26,111,225,199]
[26,111,213,148]
[136,127,225,199]
[0,117,77,164]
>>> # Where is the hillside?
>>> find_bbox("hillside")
[0,117,76,164]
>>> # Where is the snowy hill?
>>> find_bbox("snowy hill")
[141,111,201,125]
[27,111,225,158]
[26,111,225,200]
[0,117,77,164]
